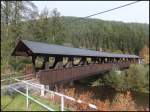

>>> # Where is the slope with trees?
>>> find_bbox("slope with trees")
[1,1,149,72]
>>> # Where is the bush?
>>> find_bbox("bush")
[103,64,149,93]
[126,64,149,93]
[9,57,31,72]
[103,69,127,91]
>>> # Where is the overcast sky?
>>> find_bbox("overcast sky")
[33,1,149,24]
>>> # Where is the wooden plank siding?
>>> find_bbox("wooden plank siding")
[38,62,135,85]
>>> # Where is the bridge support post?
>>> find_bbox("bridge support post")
[55,57,63,68]
[113,58,116,63]
[116,58,119,63]
[101,57,105,63]
[31,55,37,77]
[108,58,110,63]
[43,56,49,70]
[68,57,74,67]
[98,58,101,64]
[128,58,130,62]
[50,56,63,69]
[104,57,106,63]
[108,58,111,63]
[79,57,88,65]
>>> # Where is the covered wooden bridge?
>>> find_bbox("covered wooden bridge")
[12,40,142,85]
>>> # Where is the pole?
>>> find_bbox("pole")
[61,96,64,111]
[26,84,29,109]
[41,85,45,96]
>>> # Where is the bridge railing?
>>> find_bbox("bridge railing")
[38,61,134,85]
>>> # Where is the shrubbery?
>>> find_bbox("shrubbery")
[126,64,149,93]
[8,57,31,73]
[103,64,149,93]
[103,69,127,91]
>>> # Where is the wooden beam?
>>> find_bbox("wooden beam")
[44,56,49,70]
[32,55,37,75]
[54,57,63,69]
[101,57,105,63]
[65,57,73,67]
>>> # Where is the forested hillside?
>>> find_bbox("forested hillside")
[1,1,149,72]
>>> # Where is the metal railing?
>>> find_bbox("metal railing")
[1,75,98,111]
[11,85,55,111]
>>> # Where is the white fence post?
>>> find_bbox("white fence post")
[26,84,29,109]
[61,95,64,111]
[41,85,45,96]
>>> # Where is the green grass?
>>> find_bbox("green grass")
[1,94,29,111]
[1,91,69,111]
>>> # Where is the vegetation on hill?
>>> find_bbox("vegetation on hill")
[1,1,149,72]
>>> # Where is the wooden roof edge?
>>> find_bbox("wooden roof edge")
[11,40,34,56]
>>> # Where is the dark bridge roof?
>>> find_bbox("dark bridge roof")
[12,40,140,58]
